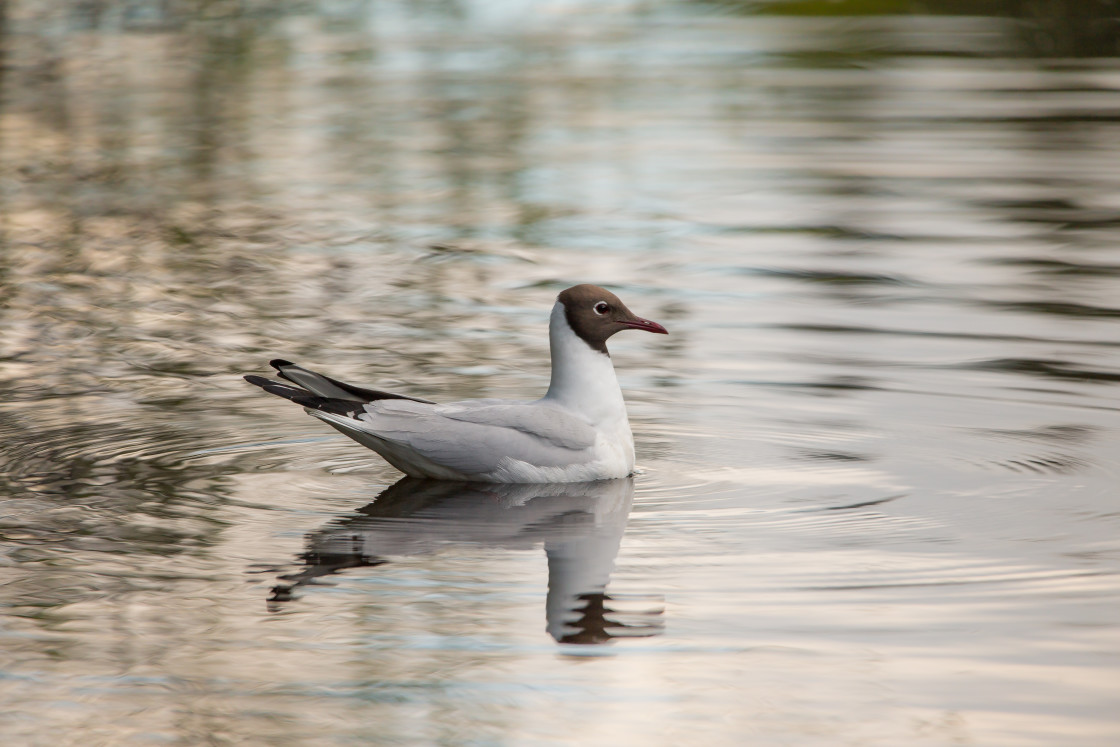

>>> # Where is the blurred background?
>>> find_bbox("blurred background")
[2,1,1119,744]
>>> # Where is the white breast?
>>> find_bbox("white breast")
[540,302,636,479]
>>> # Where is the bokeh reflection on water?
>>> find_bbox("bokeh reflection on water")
[2,0,1120,744]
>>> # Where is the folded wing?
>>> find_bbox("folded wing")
[245,362,599,479]
[320,399,598,476]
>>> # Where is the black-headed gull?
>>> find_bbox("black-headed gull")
[244,284,668,482]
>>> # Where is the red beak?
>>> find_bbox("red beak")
[619,317,669,335]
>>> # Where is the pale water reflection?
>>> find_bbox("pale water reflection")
[270,478,663,645]
[1,0,1120,745]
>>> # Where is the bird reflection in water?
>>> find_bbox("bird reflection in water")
[269,477,663,644]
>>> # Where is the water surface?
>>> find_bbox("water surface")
[2,1,1119,745]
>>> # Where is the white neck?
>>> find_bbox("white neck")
[542,302,627,423]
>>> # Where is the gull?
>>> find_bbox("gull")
[244,284,667,482]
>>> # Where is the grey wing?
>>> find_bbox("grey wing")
[337,400,598,475]
[440,402,597,450]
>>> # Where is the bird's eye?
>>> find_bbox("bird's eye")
[593,302,610,315]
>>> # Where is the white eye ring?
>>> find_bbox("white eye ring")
[593,302,609,315]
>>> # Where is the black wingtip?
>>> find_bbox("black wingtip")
[244,375,310,402]
[270,359,295,370]
[244,373,365,417]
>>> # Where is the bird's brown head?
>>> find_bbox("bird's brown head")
[557,284,668,355]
